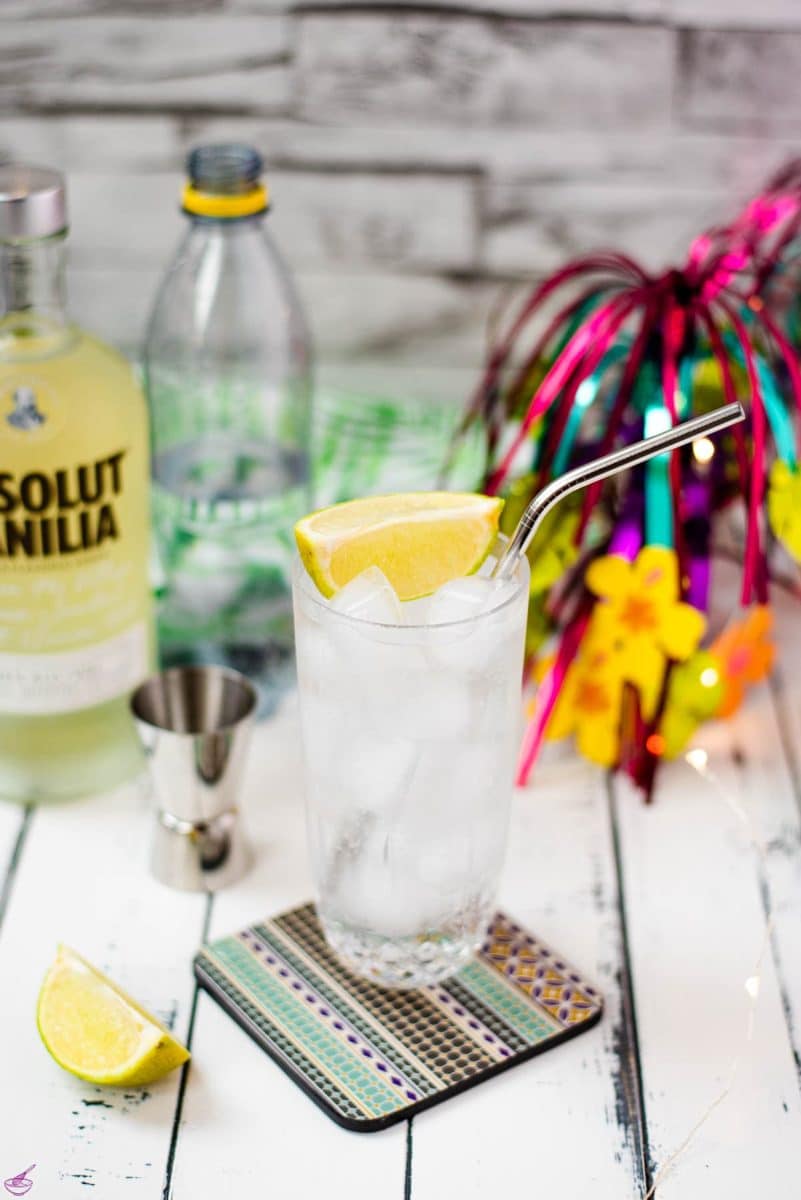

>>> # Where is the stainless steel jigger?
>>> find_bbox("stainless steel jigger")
[131,665,258,892]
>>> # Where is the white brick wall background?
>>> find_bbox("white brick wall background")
[1,1,800,376]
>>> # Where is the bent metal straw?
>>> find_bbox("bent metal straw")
[494,403,745,580]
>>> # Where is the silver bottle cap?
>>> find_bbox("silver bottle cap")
[0,165,67,241]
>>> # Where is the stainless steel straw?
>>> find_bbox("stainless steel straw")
[493,400,745,580]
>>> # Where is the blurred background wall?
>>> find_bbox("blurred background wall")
[2,0,800,390]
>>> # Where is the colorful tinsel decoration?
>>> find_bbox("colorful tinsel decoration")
[460,161,801,797]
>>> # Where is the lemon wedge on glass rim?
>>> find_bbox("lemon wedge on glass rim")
[294,491,504,600]
[37,946,189,1086]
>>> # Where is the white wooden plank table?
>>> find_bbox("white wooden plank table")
[2,593,800,1199]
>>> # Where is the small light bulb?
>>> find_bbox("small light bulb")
[692,437,715,465]
[576,379,595,408]
[646,733,666,756]
[745,975,761,999]
[700,667,719,688]
[686,748,709,771]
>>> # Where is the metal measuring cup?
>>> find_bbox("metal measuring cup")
[131,665,257,892]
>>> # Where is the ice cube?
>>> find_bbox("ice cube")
[427,574,517,625]
[401,742,511,892]
[299,695,352,811]
[325,824,437,938]
[426,575,520,675]
[325,570,417,728]
[339,735,417,816]
[295,612,342,696]
[399,595,431,624]
[330,567,402,625]
[382,662,482,742]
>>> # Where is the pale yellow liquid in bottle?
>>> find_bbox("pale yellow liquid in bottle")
[0,319,153,802]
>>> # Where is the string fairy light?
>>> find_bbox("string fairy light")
[641,746,773,1200]
[691,436,716,465]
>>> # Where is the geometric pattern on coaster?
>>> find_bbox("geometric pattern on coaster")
[269,905,500,1085]
[194,902,603,1132]
[479,914,603,1027]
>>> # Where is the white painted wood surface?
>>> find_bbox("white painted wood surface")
[1,17,291,113]
[63,169,481,274]
[609,574,801,1196]
[5,2,801,364]
[0,781,206,1197]
[1,606,801,1197]
[66,266,494,369]
[295,15,674,132]
[0,802,27,931]
[168,703,408,1199]
[411,759,642,1197]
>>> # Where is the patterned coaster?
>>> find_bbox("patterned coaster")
[194,902,603,1132]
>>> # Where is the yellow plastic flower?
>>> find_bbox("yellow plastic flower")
[586,545,706,718]
[768,460,801,563]
[658,650,725,759]
[710,605,775,719]
[545,635,625,767]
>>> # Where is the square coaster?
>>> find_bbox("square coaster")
[194,902,603,1132]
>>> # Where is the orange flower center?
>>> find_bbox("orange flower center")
[619,593,659,634]
[574,678,611,716]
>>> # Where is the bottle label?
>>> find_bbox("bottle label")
[0,620,148,714]
[0,450,128,558]
[0,355,152,716]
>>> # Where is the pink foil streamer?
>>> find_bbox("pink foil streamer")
[575,297,658,541]
[517,607,592,787]
[488,291,640,494]
[718,297,769,605]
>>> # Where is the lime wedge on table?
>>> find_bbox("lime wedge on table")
[37,946,189,1086]
[295,492,504,600]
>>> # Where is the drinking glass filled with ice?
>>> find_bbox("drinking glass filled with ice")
[292,493,529,987]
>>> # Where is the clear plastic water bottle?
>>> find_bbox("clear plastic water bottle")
[144,144,312,714]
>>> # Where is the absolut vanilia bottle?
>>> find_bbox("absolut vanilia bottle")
[0,165,152,802]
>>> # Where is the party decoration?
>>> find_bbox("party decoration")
[767,459,801,560]
[710,605,775,719]
[586,545,706,717]
[545,637,623,768]
[456,162,801,797]
[658,651,724,759]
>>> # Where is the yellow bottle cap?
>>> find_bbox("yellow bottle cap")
[182,182,269,219]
